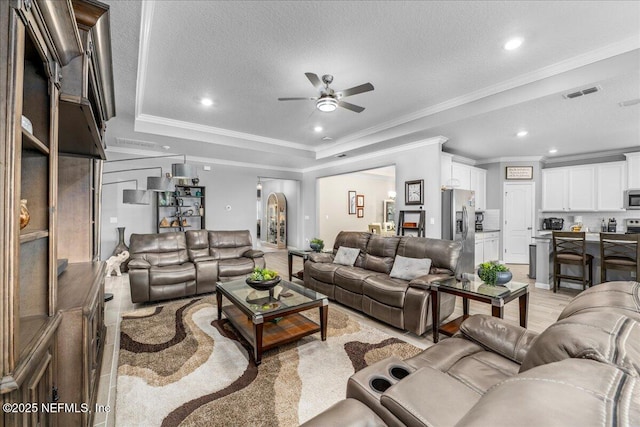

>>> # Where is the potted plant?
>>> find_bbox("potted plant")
[310,238,324,252]
[477,261,512,286]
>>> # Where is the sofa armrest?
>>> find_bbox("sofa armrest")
[380,366,481,427]
[408,273,454,290]
[128,259,151,269]
[308,252,333,263]
[460,315,538,364]
[243,249,264,259]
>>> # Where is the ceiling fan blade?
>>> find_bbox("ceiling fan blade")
[338,82,374,98]
[305,72,324,91]
[338,101,365,113]
[278,97,318,101]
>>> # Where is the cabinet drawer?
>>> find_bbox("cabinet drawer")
[484,232,500,239]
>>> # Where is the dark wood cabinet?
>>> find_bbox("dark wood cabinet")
[56,263,106,427]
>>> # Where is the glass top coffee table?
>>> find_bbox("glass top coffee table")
[216,278,328,364]
[429,274,529,343]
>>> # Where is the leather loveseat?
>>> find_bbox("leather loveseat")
[302,280,640,426]
[303,231,463,335]
[128,230,264,303]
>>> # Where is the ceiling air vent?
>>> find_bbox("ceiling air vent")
[563,85,602,99]
[335,153,347,158]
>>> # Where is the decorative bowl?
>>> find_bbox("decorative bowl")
[477,269,512,286]
[245,276,282,290]
[310,243,322,252]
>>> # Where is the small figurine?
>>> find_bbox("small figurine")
[105,251,129,277]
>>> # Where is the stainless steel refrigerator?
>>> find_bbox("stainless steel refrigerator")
[441,189,475,276]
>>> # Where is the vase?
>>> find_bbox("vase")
[111,227,130,272]
[19,199,30,230]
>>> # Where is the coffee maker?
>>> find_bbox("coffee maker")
[475,211,484,231]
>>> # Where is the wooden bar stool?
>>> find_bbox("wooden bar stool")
[600,233,640,283]
[552,231,593,293]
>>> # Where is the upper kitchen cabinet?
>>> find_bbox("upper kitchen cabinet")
[58,0,115,159]
[626,152,640,189]
[542,161,628,212]
[542,168,568,211]
[567,166,596,211]
[441,155,487,210]
[597,162,626,211]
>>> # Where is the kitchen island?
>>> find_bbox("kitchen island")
[534,231,634,289]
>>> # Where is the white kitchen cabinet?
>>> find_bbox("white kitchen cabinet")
[567,166,597,211]
[451,163,472,190]
[597,162,626,211]
[626,152,640,189]
[542,168,568,211]
[475,237,484,267]
[441,153,453,188]
[471,168,486,211]
[484,232,500,261]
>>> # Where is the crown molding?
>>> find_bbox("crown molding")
[134,114,314,153]
[302,136,447,173]
[477,156,545,164]
[543,147,634,165]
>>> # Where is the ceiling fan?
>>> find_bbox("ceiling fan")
[278,73,374,113]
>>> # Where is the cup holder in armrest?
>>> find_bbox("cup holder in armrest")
[389,365,411,380]
[369,376,392,393]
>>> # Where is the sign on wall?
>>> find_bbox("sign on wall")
[505,166,533,180]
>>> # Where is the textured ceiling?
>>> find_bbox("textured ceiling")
[103,1,640,169]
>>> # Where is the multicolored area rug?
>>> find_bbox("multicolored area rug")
[116,296,423,426]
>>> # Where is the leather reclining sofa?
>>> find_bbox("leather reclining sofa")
[128,230,265,303]
[304,231,463,335]
[302,281,640,426]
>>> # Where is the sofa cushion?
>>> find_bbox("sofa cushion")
[362,235,400,274]
[520,311,640,374]
[185,230,209,260]
[334,246,360,266]
[217,258,255,277]
[389,255,432,281]
[397,236,462,273]
[362,275,409,308]
[307,261,341,283]
[332,231,370,267]
[130,232,190,267]
[208,230,253,260]
[557,280,640,322]
[334,266,375,293]
[149,263,196,286]
[457,359,640,427]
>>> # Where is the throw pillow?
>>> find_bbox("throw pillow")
[333,246,360,266]
[390,255,432,281]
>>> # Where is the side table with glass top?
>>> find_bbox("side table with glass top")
[287,248,313,281]
[429,275,529,343]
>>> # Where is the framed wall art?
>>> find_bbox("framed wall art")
[505,166,533,180]
[357,207,364,218]
[348,190,356,214]
[405,179,424,205]
[356,194,365,207]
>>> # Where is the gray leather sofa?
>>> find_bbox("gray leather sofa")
[302,280,640,426]
[304,231,463,335]
[128,230,264,303]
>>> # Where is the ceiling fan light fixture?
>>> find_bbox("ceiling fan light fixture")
[316,97,338,112]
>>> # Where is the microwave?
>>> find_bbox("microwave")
[625,190,640,210]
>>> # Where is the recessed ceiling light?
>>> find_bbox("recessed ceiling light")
[200,98,214,106]
[504,37,523,51]
[548,148,558,154]
[516,130,528,138]
[314,126,323,132]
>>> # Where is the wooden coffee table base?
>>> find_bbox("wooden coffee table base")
[218,299,328,365]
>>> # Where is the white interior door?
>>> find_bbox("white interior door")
[503,182,535,264]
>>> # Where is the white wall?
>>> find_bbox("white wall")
[100,153,301,258]
[317,170,394,248]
